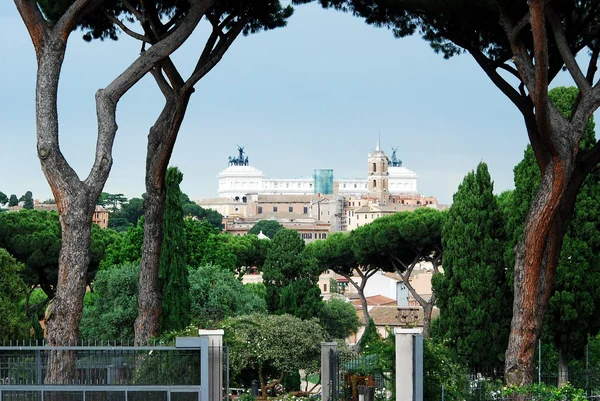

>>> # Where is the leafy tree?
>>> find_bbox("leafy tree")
[262,229,321,314]
[321,0,600,385]
[248,220,285,238]
[423,339,468,401]
[222,313,325,398]
[189,264,266,325]
[42,198,56,205]
[158,167,190,333]
[319,298,360,340]
[507,87,600,384]
[432,162,511,371]
[0,248,30,341]
[0,210,117,301]
[22,191,34,210]
[99,218,145,270]
[97,192,127,213]
[186,219,221,268]
[8,194,18,207]
[0,192,8,205]
[80,263,139,341]
[180,193,223,229]
[278,278,324,320]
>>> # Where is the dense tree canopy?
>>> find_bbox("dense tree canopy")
[188,264,266,325]
[0,210,118,299]
[158,167,191,332]
[80,263,140,341]
[319,298,360,340]
[248,220,285,238]
[0,248,30,341]
[8,195,18,207]
[262,229,322,315]
[432,162,511,371]
[0,192,8,206]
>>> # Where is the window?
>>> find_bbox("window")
[373,179,377,188]
[322,233,327,239]
[286,183,289,188]
[343,184,346,188]
[258,206,262,214]
[324,283,328,292]
[373,162,376,172]
[273,206,278,212]
[304,206,308,214]
[289,206,293,213]
[354,184,357,188]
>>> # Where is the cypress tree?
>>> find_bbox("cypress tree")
[159,167,191,332]
[432,162,511,371]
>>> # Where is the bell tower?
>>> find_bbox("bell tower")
[367,141,389,204]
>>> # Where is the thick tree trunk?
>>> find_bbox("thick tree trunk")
[505,157,579,386]
[135,94,192,344]
[45,201,95,384]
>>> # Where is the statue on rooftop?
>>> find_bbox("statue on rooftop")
[390,146,402,167]
[228,145,249,166]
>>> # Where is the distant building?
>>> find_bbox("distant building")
[92,206,109,229]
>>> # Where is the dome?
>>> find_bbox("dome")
[217,165,265,179]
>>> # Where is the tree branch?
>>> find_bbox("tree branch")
[102,10,149,42]
[546,8,590,95]
[55,0,106,41]
[13,0,49,55]
[150,65,174,98]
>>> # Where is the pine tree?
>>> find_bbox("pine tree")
[22,191,34,210]
[158,167,190,333]
[431,162,511,371]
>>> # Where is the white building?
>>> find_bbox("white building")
[214,144,419,202]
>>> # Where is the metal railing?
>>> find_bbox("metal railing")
[0,342,204,401]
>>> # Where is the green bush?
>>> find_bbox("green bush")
[503,383,586,401]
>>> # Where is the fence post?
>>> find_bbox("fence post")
[394,328,423,401]
[199,329,224,401]
[321,342,337,401]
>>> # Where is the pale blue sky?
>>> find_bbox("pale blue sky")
[0,2,581,204]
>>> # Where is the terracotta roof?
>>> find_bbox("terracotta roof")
[358,306,435,327]
[351,295,396,309]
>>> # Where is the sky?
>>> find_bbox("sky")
[0,2,583,205]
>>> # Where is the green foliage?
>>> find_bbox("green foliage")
[185,218,220,268]
[8,194,18,207]
[158,167,191,333]
[278,278,324,320]
[21,191,34,210]
[107,196,145,231]
[262,229,322,315]
[432,162,511,371]
[188,264,266,325]
[248,220,284,238]
[181,203,224,230]
[319,298,360,340]
[100,218,144,270]
[0,210,117,298]
[359,318,380,350]
[0,192,8,205]
[97,192,127,212]
[503,383,587,401]
[222,314,325,390]
[0,249,30,341]
[423,339,468,401]
[80,263,139,340]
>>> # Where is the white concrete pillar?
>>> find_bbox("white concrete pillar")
[199,329,224,401]
[395,328,423,401]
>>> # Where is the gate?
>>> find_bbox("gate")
[328,349,386,401]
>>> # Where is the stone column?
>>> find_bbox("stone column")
[199,329,224,401]
[395,328,423,401]
[321,342,337,401]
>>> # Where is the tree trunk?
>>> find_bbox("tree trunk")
[357,287,371,326]
[45,201,95,383]
[505,156,579,386]
[558,347,569,387]
[422,302,433,338]
[135,94,192,344]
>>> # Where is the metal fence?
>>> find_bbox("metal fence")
[329,350,390,401]
[0,340,227,401]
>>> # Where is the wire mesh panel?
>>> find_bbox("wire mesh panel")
[0,343,206,401]
[329,350,389,401]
